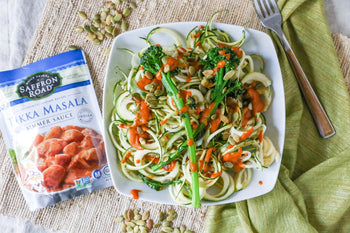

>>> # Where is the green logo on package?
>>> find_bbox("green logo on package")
[16,71,62,100]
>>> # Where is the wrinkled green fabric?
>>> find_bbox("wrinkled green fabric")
[205,0,350,232]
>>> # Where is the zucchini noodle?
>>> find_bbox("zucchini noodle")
[109,11,280,206]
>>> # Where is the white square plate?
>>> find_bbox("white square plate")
[102,22,285,206]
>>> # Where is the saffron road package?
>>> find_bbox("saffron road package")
[0,50,112,210]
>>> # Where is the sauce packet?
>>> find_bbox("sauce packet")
[0,50,112,210]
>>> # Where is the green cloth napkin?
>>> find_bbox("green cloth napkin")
[205,0,350,232]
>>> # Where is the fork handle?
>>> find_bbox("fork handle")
[284,47,335,138]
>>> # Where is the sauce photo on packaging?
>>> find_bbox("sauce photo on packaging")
[0,50,112,210]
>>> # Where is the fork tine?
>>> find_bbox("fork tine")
[253,0,265,19]
[262,0,273,16]
[267,0,280,13]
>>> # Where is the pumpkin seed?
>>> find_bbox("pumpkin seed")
[211,114,217,120]
[159,96,167,101]
[161,56,168,65]
[140,227,147,233]
[130,2,137,9]
[126,226,132,232]
[223,70,236,80]
[93,38,101,45]
[133,226,139,233]
[134,214,141,220]
[135,220,146,226]
[105,32,113,38]
[101,11,107,20]
[126,209,134,221]
[180,225,186,233]
[166,213,177,222]
[162,226,174,232]
[123,7,131,17]
[144,83,154,91]
[115,215,124,223]
[90,24,98,33]
[74,26,84,33]
[154,89,163,96]
[162,221,172,227]
[163,64,170,73]
[69,45,78,50]
[105,25,114,34]
[106,15,113,25]
[174,228,180,233]
[93,13,101,19]
[154,223,161,228]
[101,7,110,13]
[114,0,121,4]
[96,32,104,40]
[203,69,214,77]
[86,33,96,40]
[121,223,127,232]
[199,85,207,95]
[126,221,136,227]
[84,25,92,33]
[189,66,196,76]
[78,11,87,20]
[146,219,153,229]
[112,27,118,37]
[144,71,154,80]
[114,13,123,22]
[121,20,128,32]
[142,211,150,220]
[159,212,166,221]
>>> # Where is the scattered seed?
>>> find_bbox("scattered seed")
[126,209,134,222]
[167,214,176,222]
[114,13,123,22]
[130,2,137,9]
[133,226,139,233]
[134,214,142,220]
[159,212,166,222]
[101,11,107,20]
[135,220,146,226]
[222,87,227,94]
[162,226,174,233]
[96,32,104,40]
[112,27,118,37]
[78,11,87,20]
[115,215,124,223]
[105,25,114,34]
[69,45,79,50]
[220,115,229,123]
[123,7,131,17]
[126,225,133,232]
[74,26,84,33]
[84,25,92,33]
[211,114,217,120]
[184,231,195,233]
[126,221,136,227]
[180,225,186,233]
[105,32,113,38]
[86,33,96,40]
[90,24,98,33]
[121,20,128,32]
[146,219,153,229]
[121,223,127,233]
[144,83,154,91]
[162,221,172,227]
[154,223,161,228]
[93,38,101,45]
[142,211,150,221]
[174,228,180,233]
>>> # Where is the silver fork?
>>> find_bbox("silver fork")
[253,0,335,138]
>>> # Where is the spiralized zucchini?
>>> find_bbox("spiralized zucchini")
[109,11,280,206]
